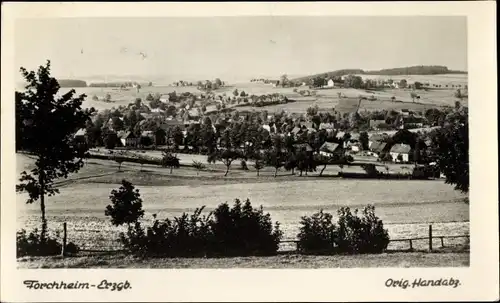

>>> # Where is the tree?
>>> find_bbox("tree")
[192,160,206,175]
[161,152,180,174]
[233,89,239,97]
[264,150,284,178]
[220,149,241,176]
[399,79,407,89]
[15,61,93,240]
[284,152,297,175]
[114,156,124,171]
[215,78,222,87]
[430,108,469,193]
[253,159,265,176]
[359,132,369,150]
[280,74,289,87]
[240,90,247,97]
[414,82,423,89]
[410,92,418,103]
[105,180,145,228]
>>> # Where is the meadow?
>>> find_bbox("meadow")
[16,154,469,252]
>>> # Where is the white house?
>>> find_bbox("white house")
[319,142,342,157]
[389,143,412,162]
[326,79,335,88]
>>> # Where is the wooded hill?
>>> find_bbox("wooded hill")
[291,65,467,83]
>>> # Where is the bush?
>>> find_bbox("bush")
[297,210,336,253]
[240,160,249,170]
[118,198,283,257]
[17,228,80,257]
[210,199,283,256]
[297,205,389,254]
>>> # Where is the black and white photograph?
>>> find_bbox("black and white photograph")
[1,2,498,302]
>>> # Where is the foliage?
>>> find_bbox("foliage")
[297,205,389,254]
[430,108,469,193]
[17,228,79,257]
[119,199,283,257]
[161,152,180,174]
[335,205,390,254]
[359,132,369,150]
[16,60,93,240]
[297,210,336,253]
[192,160,206,175]
[105,179,145,227]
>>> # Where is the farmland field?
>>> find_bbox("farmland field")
[57,74,466,114]
[16,153,469,252]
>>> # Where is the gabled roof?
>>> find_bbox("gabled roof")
[370,141,387,153]
[74,128,87,137]
[390,143,411,154]
[291,127,302,135]
[319,142,341,153]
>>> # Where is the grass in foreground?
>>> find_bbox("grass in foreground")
[18,251,469,269]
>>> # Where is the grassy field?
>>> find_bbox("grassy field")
[17,250,469,268]
[16,153,469,252]
[60,74,466,114]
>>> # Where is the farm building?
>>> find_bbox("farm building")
[369,141,388,155]
[159,94,170,103]
[319,122,336,133]
[369,119,387,130]
[118,131,139,148]
[399,116,425,129]
[369,134,389,148]
[389,143,412,162]
[319,142,343,157]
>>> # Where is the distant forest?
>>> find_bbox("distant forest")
[57,79,87,87]
[292,65,467,83]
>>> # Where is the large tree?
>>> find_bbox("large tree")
[431,108,469,193]
[16,61,93,239]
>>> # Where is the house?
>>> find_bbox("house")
[399,116,425,129]
[369,134,388,148]
[160,119,186,132]
[369,119,387,130]
[369,141,387,155]
[74,128,87,142]
[319,122,336,132]
[290,127,302,136]
[262,124,271,133]
[326,79,335,88]
[389,143,412,162]
[319,142,343,157]
[159,94,170,103]
[118,131,139,148]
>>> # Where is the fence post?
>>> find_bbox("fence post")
[409,239,413,251]
[440,236,444,248]
[428,224,433,252]
[61,222,67,257]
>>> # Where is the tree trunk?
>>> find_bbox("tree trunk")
[274,168,278,178]
[224,165,230,176]
[299,170,303,176]
[291,168,295,175]
[170,166,173,174]
[39,170,47,241]
[320,164,327,176]
[257,170,260,177]
[118,163,122,171]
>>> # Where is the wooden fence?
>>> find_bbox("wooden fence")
[60,223,469,257]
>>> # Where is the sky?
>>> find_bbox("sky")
[14,16,467,83]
